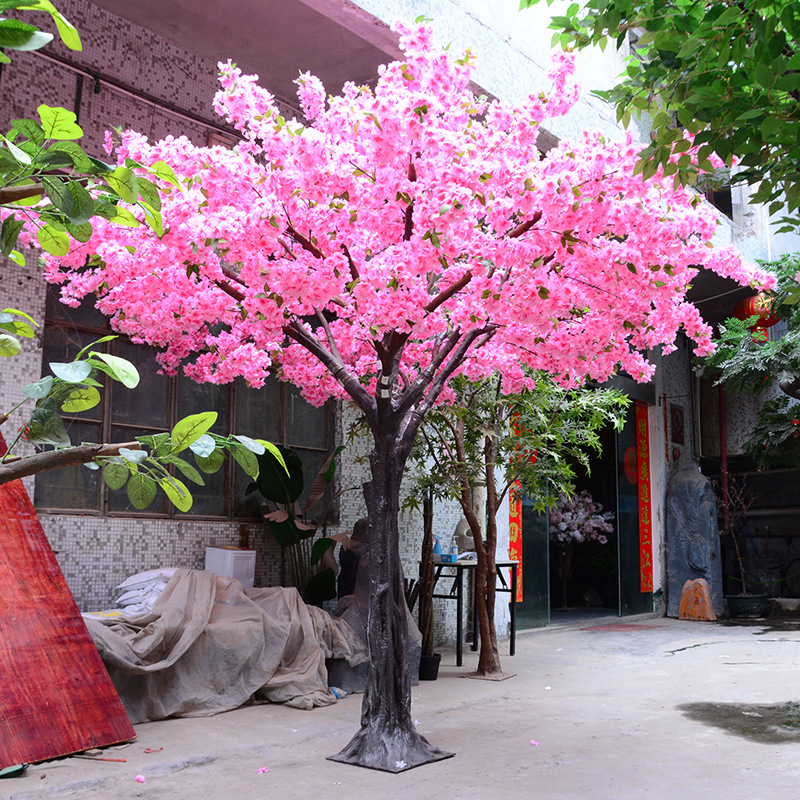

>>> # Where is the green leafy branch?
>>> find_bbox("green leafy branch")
[520,0,800,229]
[0,326,287,511]
[251,443,349,605]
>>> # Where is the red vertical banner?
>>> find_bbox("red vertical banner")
[635,403,653,592]
[508,487,523,601]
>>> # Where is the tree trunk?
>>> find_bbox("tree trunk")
[474,455,502,676]
[329,420,453,771]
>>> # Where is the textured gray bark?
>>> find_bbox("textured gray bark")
[329,422,453,771]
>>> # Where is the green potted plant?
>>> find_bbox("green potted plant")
[720,476,771,618]
[250,444,345,606]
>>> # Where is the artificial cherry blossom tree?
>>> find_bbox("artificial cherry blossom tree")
[44,23,768,770]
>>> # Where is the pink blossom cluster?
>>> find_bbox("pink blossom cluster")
[549,491,614,544]
[41,22,772,407]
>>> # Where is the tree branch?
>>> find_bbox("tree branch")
[0,441,141,485]
[284,320,375,419]
[397,325,497,455]
[213,279,246,303]
[286,224,325,259]
[404,158,417,241]
[505,210,542,239]
[424,271,473,315]
[341,244,359,281]
[0,183,44,204]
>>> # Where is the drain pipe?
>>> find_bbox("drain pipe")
[718,384,730,533]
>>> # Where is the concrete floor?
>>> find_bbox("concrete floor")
[5,615,800,800]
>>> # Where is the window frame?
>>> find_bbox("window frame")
[34,290,334,521]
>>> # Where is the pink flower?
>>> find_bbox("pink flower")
[41,21,769,418]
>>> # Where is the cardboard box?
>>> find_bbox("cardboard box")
[204,547,256,589]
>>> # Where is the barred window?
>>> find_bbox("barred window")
[34,288,331,518]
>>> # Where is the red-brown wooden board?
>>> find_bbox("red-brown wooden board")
[0,468,135,768]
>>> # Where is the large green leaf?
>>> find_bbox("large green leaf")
[188,433,215,458]
[9,117,44,145]
[304,567,336,606]
[168,455,205,486]
[26,413,70,447]
[47,140,95,170]
[65,220,93,243]
[194,448,225,474]
[107,205,140,227]
[149,159,180,189]
[255,444,304,504]
[105,166,138,203]
[0,333,21,357]
[310,536,335,566]
[141,204,163,237]
[103,462,129,491]
[61,385,100,412]
[230,442,259,478]
[22,375,53,398]
[137,177,161,211]
[170,411,218,453]
[88,351,139,388]
[127,472,157,509]
[41,175,73,216]
[37,104,83,140]
[0,19,51,50]
[50,359,91,383]
[161,476,193,512]
[36,224,70,256]
[65,181,95,225]
[265,513,301,547]
[0,216,24,257]
[232,434,265,454]
[1,133,31,165]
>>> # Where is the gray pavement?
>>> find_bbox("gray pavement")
[4,614,800,800]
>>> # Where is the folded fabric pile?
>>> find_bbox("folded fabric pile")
[115,568,177,617]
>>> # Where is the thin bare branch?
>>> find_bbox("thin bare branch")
[504,210,542,239]
[213,279,246,303]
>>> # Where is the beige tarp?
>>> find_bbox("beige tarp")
[84,568,368,723]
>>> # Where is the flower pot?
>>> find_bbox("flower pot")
[726,594,770,619]
[418,653,441,681]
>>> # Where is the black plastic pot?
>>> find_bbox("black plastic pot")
[418,653,441,681]
[726,594,770,619]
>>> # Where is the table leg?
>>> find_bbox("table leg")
[456,565,463,667]
[471,566,478,652]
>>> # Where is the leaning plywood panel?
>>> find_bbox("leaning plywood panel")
[0,477,135,768]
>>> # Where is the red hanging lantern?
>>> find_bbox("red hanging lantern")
[733,293,780,329]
